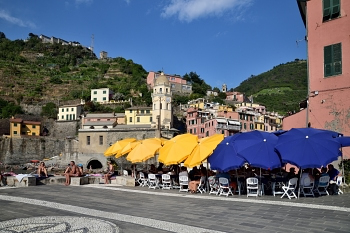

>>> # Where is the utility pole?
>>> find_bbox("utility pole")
[90,34,94,57]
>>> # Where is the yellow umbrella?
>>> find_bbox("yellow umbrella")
[126,138,163,163]
[184,134,224,168]
[104,138,137,157]
[158,133,198,166]
[119,141,141,156]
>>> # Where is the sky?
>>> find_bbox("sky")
[0,0,307,90]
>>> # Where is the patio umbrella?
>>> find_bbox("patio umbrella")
[158,133,198,166]
[103,138,137,157]
[275,128,341,169]
[184,134,224,168]
[119,141,141,156]
[208,134,246,172]
[336,136,350,147]
[234,131,282,170]
[126,138,163,163]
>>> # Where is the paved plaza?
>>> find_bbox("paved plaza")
[0,184,349,233]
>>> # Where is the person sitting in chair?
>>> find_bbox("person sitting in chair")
[64,161,81,186]
[37,162,48,177]
[327,164,341,195]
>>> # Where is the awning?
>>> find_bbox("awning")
[228,120,240,126]
[216,118,227,123]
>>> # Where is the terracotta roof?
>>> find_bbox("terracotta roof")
[10,118,23,123]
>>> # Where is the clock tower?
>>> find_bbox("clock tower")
[151,72,172,131]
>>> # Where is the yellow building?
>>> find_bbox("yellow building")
[10,118,41,137]
[125,106,153,125]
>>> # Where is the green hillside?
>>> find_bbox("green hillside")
[234,60,307,114]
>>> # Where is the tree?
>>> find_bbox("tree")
[41,102,57,118]
[1,103,23,118]
[0,32,6,39]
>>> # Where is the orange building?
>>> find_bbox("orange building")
[9,118,41,137]
[284,0,350,159]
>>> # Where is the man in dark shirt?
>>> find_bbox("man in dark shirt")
[327,164,340,195]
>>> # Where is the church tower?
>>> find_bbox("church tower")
[222,84,227,93]
[151,72,172,132]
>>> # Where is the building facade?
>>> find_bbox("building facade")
[91,88,114,103]
[147,71,192,95]
[57,104,83,121]
[81,113,117,129]
[125,106,153,126]
[284,0,350,158]
[9,118,41,137]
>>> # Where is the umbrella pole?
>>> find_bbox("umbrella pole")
[298,169,302,199]
[236,169,239,195]
[341,148,345,184]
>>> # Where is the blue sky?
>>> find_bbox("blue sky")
[0,0,307,90]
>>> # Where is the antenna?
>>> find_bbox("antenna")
[90,34,94,57]
[296,38,305,47]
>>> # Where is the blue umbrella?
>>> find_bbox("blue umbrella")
[234,130,282,170]
[208,134,246,172]
[336,136,350,147]
[275,128,341,169]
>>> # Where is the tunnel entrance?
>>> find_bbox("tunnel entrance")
[87,159,103,169]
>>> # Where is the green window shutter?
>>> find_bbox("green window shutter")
[333,43,342,75]
[323,0,331,20]
[331,0,340,18]
[324,45,333,77]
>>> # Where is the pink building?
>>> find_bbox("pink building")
[186,107,240,138]
[284,0,350,159]
[147,71,192,94]
[226,91,244,102]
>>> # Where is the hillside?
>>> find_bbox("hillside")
[0,33,149,106]
[234,60,307,114]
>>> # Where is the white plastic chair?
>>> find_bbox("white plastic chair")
[123,170,128,176]
[246,177,259,197]
[314,176,330,196]
[336,176,343,194]
[300,176,315,197]
[179,176,189,192]
[148,174,159,189]
[161,174,172,189]
[281,177,298,199]
[272,181,285,197]
[137,172,148,187]
[197,176,206,194]
[218,177,233,197]
[208,177,220,195]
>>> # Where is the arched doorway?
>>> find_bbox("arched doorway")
[87,159,103,169]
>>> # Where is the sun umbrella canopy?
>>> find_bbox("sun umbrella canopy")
[158,133,198,166]
[208,134,246,172]
[184,134,224,168]
[104,138,137,157]
[275,128,341,169]
[126,138,163,163]
[234,131,281,170]
[336,136,350,147]
[120,141,141,156]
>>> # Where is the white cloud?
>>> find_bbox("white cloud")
[161,0,253,22]
[0,10,36,28]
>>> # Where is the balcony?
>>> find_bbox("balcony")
[227,125,241,131]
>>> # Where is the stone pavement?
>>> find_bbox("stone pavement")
[0,184,349,233]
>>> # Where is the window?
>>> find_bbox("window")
[150,117,152,122]
[66,108,69,112]
[324,43,342,77]
[14,131,17,135]
[137,117,140,122]
[71,108,74,111]
[14,123,17,127]
[73,115,75,120]
[61,115,64,119]
[99,136,103,145]
[93,98,97,101]
[32,132,36,136]
[244,123,247,130]
[159,88,162,93]
[103,97,106,101]
[93,91,97,94]
[190,129,192,134]
[146,110,150,114]
[129,117,132,123]
[130,110,132,113]
[103,90,106,94]
[87,136,90,145]
[323,0,340,21]
[32,125,36,129]
[194,128,196,134]
[62,109,64,112]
